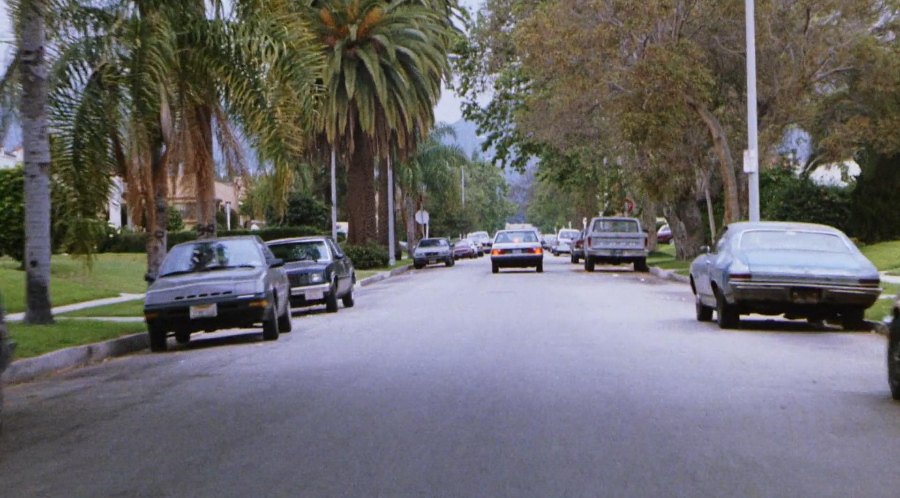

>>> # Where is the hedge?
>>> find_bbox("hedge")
[343,243,389,269]
[100,226,325,253]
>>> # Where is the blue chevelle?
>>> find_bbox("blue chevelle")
[690,222,881,330]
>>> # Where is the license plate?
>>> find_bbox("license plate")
[611,249,622,257]
[189,303,217,319]
[305,289,325,300]
[791,288,820,304]
[428,259,436,264]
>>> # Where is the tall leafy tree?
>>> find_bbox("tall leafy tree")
[307,0,454,245]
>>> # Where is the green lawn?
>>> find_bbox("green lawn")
[7,319,147,359]
[860,240,900,273]
[0,253,147,314]
[647,244,691,275]
[60,299,146,318]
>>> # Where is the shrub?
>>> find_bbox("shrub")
[167,206,185,232]
[0,167,24,261]
[760,167,853,233]
[849,152,900,243]
[343,243,389,269]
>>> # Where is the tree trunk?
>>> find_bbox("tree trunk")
[346,137,377,245]
[20,0,53,324]
[0,306,10,432]
[686,97,741,225]
[146,139,169,282]
[639,196,658,253]
[404,190,418,259]
[193,104,216,239]
[377,157,388,247]
[664,193,705,261]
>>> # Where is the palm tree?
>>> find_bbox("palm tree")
[308,0,453,245]
[14,0,53,324]
[49,1,322,278]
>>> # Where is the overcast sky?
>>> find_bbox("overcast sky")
[0,0,479,125]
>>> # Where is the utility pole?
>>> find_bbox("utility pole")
[745,0,761,221]
[461,167,465,206]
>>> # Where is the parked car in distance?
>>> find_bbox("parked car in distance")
[583,217,649,272]
[414,238,454,269]
[657,224,673,244]
[552,229,581,256]
[267,237,355,313]
[689,221,881,330]
[491,229,544,273]
[571,230,586,264]
[467,231,493,250]
[143,236,291,352]
[453,239,478,260]
[888,298,900,400]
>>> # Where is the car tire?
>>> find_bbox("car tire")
[695,293,713,322]
[148,326,168,352]
[446,258,454,267]
[492,263,499,274]
[537,262,543,273]
[342,289,355,308]
[414,263,424,270]
[715,290,739,329]
[584,257,595,272]
[888,318,900,401]
[175,330,191,345]
[325,288,339,313]
[634,258,650,272]
[841,308,867,331]
[552,250,558,257]
[262,310,280,341]
[573,254,580,264]
[278,305,293,333]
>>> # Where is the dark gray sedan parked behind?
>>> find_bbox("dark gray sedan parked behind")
[689,222,881,330]
[143,236,291,352]
[267,237,355,313]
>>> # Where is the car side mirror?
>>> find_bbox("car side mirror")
[700,245,710,254]
[270,258,285,268]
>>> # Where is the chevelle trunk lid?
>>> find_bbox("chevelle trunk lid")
[742,250,869,281]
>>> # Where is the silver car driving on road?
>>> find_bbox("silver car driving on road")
[689,222,881,330]
[491,229,544,273]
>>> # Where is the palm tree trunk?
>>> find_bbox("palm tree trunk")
[193,104,216,239]
[347,137,377,245]
[146,139,169,282]
[377,157,389,247]
[404,191,417,259]
[19,0,53,324]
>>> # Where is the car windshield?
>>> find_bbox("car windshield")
[468,232,488,240]
[269,241,331,263]
[495,231,539,244]
[591,219,638,233]
[739,230,850,253]
[559,230,579,239]
[419,239,447,248]
[159,239,264,276]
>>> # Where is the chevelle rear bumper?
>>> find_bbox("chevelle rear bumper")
[729,281,881,308]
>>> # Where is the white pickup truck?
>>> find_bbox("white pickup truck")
[583,216,649,272]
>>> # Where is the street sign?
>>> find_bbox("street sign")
[415,210,430,225]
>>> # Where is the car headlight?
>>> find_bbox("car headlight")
[309,272,325,284]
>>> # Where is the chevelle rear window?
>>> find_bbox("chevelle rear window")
[739,230,850,253]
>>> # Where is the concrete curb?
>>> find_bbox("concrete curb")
[358,264,413,287]
[649,266,690,284]
[1,333,149,385]
[3,265,415,385]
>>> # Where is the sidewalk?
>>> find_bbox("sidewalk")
[6,293,146,322]
[881,272,900,285]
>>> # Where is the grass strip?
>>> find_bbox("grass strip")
[7,319,147,359]
[357,259,413,280]
[0,254,147,314]
[860,240,900,273]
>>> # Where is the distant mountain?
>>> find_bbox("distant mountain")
[441,118,486,160]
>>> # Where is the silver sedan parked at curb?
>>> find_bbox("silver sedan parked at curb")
[689,222,881,330]
[491,229,544,273]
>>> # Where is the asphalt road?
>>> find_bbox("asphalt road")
[1,255,899,497]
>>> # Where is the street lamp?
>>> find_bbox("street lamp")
[745,0,761,222]
[225,201,231,231]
